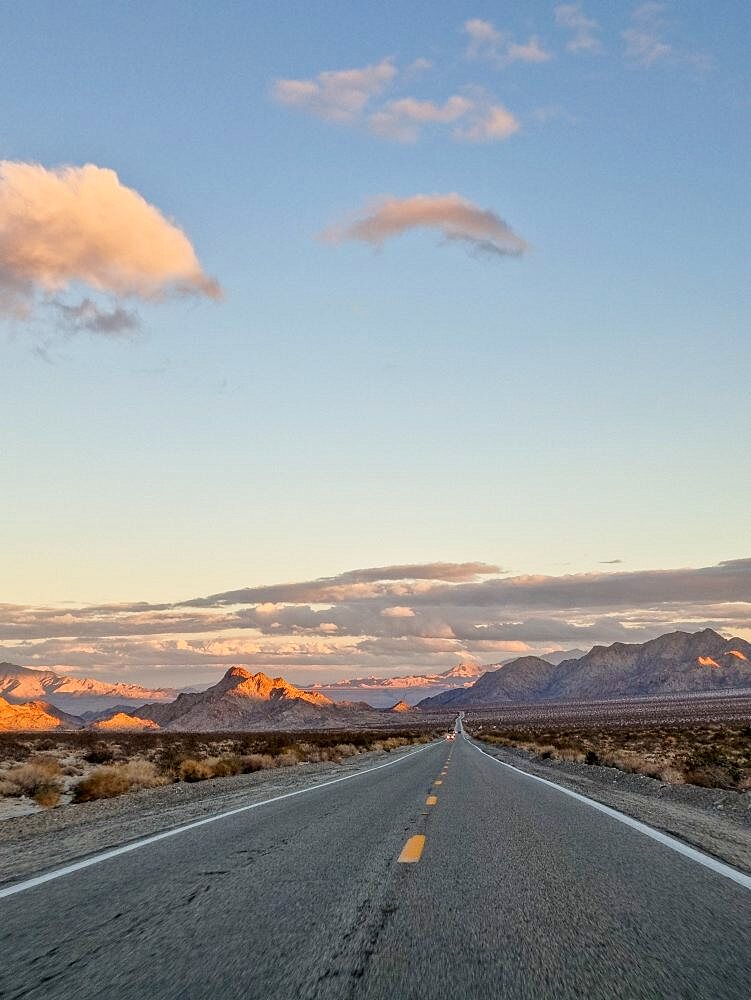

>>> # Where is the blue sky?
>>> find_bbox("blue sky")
[1,2,749,682]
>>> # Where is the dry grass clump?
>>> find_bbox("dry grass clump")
[72,760,166,802]
[0,758,63,807]
[240,753,277,772]
[177,758,215,782]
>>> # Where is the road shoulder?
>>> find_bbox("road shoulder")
[473,738,751,875]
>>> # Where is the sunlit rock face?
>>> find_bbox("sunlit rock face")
[90,712,161,732]
[387,701,413,713]
[0,695,82,731]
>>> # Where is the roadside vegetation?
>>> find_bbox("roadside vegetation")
[0,729,438,809]
[472,723,751,791]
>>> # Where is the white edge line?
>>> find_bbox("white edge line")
[0,741,439,901]
[468,739,751,891]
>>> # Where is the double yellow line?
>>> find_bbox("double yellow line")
[398,749,452,864]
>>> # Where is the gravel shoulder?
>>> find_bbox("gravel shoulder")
[474,738,751,874]
[0,745,422,887]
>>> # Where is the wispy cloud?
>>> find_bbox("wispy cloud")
[367,93,519,144]
[555,4,602,54]
[54,298,139,336]
[185,561,501,607]
[271,58,396,123]
[623,3,672,65]
[454,103,520,142]
[368,95,472,142]
[0,161,220,334]
[321,194,528,258]
[463,19,552,67]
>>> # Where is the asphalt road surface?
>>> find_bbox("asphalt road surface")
[1,732,750,1000]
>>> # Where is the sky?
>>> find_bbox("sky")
[1,1,749,685]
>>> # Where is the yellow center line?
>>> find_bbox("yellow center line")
[434,779,442,786]
[398,834,426,863]
[426,795,438,806]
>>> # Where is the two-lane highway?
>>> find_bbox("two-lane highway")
[1,732,750,999]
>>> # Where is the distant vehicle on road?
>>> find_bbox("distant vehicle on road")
[445,733,456,740]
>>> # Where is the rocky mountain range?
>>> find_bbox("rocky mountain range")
[128,667,401,732]
[417,630,751,709]
[1,631,748,731]
[0,662,183,714]
[0,663,425,732]
[307,653,584,707]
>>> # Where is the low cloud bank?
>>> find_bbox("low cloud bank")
[2,558,748,683]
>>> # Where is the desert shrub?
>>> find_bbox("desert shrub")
[124,760,166,790]
[275,750,300,767]
[659,766,685,785]
[73,760,165,802]
[333,743,358,759]
[683,766,737,790]
[73,766,131,801]
[178,758,214,782]
[239,753,277,772]
[156,746,191,775]
[209,755,244,778]
[33,786,61,808]
[83,743,116,765]
[0,778,20,797]
[380,737,408,753]
[557,748,586,764]
[2,760,63,806]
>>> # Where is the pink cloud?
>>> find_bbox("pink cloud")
[0,161,220,330]
[322,193,528,257]
[272,59,396,123]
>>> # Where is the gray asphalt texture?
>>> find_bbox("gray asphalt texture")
[1,732,750,999]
